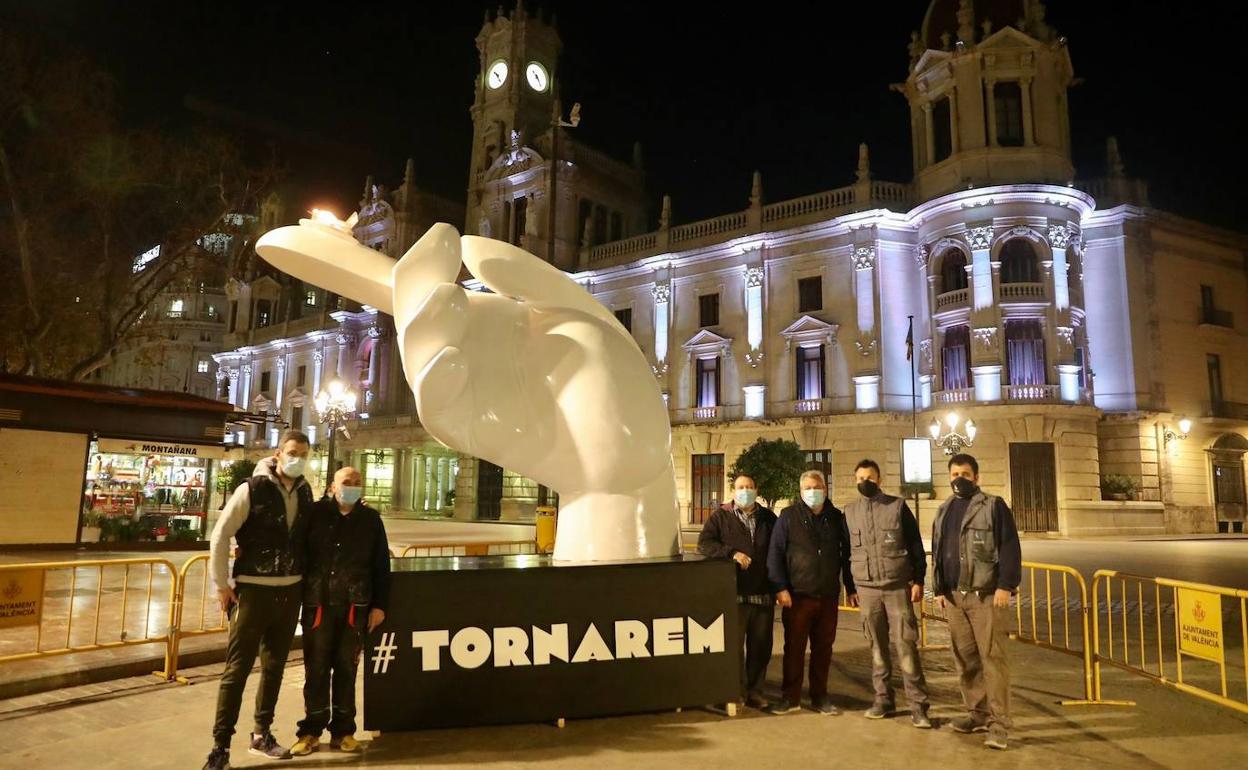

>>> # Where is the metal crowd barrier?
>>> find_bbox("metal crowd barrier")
[0,558,178,679]
[1009,561,1095,702]
[6,551,1247,718]
[399,540,539,558]
[1090,570,1248,714]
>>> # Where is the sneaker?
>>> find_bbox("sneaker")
[950,716,989,734]
[745,694,769,709]
[201,747,230,770]
[863,701,894,719]
[248,732,291,760]
[812,698,841,715]
[289,734,320,756]
[911,707,932,729]
[984,724,1009,750]
[766,699,801,715]
[330,735,363,753]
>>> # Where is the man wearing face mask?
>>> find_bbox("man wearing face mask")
[697,474,777,708]
[932,453,1021,751]
[843,459,930,727]
[289,466,390,756]
[204,430,314,770]
[765,469,855,715]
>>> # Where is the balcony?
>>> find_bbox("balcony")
[934,288,970,312]
[671,404,744,425]
[934,388,974,404]
[1200,308,1234,328]
[1211,400,1248,420]
[999,282,1046,302]
[1004,384,1061,403]
[793,398,826,415]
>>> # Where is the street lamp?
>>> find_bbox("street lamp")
[929,412,976,455]
[314,379,357,488]
[1163,417,1192,448]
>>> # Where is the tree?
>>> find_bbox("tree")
[0,27,271,380]
[727,438,806,507]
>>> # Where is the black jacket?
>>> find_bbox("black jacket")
[697,502,777,597]
[302,497,391,610]
[768,500,855,599]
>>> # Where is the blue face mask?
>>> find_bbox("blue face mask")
[801,489,826,509]
[337,486,363,506]
[734,489,757,508]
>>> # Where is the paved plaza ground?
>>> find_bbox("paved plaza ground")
[0,608,1243,770]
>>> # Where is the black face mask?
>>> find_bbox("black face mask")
[951,477,978,499]
[857,480,881,499]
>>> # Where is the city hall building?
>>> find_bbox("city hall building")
[208,1,1247,536]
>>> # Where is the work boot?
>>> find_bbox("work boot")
[863,700,894,719]
[950,715,989,733]
[289,734,320,756]
[201,746,230,770]
[745,693,769,709]
[984,724,1009,750]
[330,735,363,753]
[911,706,932,729]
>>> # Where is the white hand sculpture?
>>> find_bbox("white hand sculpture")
[256,216,681,561]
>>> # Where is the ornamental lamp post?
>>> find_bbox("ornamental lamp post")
[314,379,357,488]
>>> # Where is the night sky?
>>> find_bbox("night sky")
[7,1,1245,233]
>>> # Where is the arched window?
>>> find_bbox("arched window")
[1000,239,1040,284]
[939,249,969,293]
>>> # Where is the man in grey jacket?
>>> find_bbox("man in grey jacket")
[202,430,314,770]
[843,459,930,727]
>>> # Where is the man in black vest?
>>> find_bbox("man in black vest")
[289,466,391,755]
[932,453,1022,751]
[697,473,777,708]
[843,458,930,727]
[766,469,856,715]
[203,430,314,770]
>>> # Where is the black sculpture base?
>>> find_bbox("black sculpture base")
[363,553,740,731]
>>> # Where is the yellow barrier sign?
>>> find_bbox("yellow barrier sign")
[0,569,45,629]
[1177,587,1223,663]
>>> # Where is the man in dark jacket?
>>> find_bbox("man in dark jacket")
[844,458,930,727]
[698,473,777,708]
[289,466,391,756]
[766,469,856,715]
[204,430,314,770]
[932,453,1022,751]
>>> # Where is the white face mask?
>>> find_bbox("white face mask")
[280,455,307,478]
[734,489,757,508]
[801,488,826,509]
[337,485,363,506]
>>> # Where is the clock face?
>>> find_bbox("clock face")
[487,60,508,90]
[525,62,549,92]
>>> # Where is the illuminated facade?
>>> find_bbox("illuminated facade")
[214,1,1247,533]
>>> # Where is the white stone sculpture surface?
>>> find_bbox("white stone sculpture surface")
[256,213,681,561]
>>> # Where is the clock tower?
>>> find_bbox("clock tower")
[466,3,561,234]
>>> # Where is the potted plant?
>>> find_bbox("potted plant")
[1101,474,1138,501]
[81,511,104,543]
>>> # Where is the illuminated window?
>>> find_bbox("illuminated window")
[197,360,209,373]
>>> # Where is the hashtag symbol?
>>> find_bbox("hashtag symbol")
[372,632,398,674]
